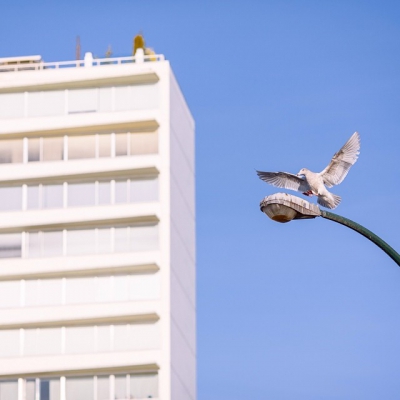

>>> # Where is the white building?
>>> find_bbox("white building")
[0,50,195,400]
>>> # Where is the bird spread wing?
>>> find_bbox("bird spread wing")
[320,132,360,187]
[256,171,310,193]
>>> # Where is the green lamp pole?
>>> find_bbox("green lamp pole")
[260,193,400,266]
[320,210,400,266]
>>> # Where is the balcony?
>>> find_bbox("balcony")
[0,54,165,73]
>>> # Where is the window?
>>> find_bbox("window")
[0,323,158,358]
[28,91,64,118]
[66,327,95,354]
[114,227,129,253]
[95,275,112,303]
[27,185,40,209]
[0,374,157,400]
[130,131,158,155]
[68,89,97,114]
[114,275,129,302]
[25,380,36,400]
[98,181,111,205]
[129,273,161,301]
[0,380,18,399]
[26,231,63,259]
[24,328,61,356]
[115,133,128,156]
[66,377,93,400]
[21,224,158,260]
[96,326,111,352]
[68,135,96,160]
[115,180,128,204]
[0,84,159,122]
[129,225,159,252]
[0,177,158,213]
[42,137,63,162]
[130,83,159,110]
[68,182,95,207]
[42,184,63,209]
[113,323,159,352]
[96,228,112,254]
[0,93,24,119]
[0,139,23,163]
[0,273,160,309]
[113,326,130,352]
[130,374,158,399]
[0,233,21,258]
[27,232,41,258]
[66,277,95,305]
[27,137,64,163]
[42,231,63,257]
[114,84,159,111]
[39,379,60,400]
[98,88,112,113]
[0,186,22,211]
[28,138,41,162]
[98,134,111,157]
[0,281,20,308]
[130,177,158,202]
[0,330,19,357]
[114,86,131,112]
[96,376,109,400]
[114,375,127,399]
[25,279,62,307]
[67,229,96,255]
[0,130,158,166]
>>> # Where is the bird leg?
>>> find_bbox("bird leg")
[302,190,313,197]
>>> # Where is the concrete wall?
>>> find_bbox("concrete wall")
[169,71,196,400]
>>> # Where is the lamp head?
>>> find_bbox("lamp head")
[260,193,321,223]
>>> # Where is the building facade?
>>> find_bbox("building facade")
[0,50,195,400]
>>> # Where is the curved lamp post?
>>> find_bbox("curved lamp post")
[260,193,400,266]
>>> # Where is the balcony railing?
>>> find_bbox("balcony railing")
[0,53,165,73]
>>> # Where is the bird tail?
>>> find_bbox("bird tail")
[317,192,341,209]
[331,193,341,208]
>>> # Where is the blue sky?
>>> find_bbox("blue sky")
[2,1,400,398]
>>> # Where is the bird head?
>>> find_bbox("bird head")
[297,168,308,177]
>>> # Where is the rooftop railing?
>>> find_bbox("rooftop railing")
[0,52,165,73]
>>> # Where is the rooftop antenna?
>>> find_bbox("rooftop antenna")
[76,36,81,60]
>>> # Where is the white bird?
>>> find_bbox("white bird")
[256,132,360,209]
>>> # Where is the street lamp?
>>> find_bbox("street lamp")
[260,192,400,266]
